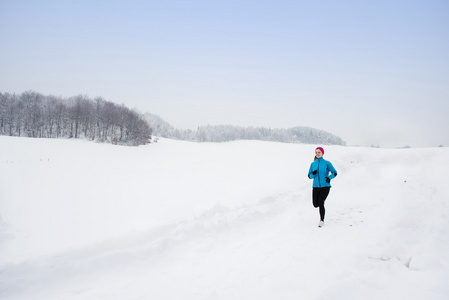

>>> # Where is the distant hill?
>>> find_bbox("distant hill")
[144,113,346,146]
[1,90,344,146]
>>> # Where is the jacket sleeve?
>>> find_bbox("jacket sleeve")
[308,163,316,179]
[327,161,338,179]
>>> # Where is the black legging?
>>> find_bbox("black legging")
[313,187,330,221]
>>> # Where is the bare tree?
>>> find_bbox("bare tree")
[0,90,152,146]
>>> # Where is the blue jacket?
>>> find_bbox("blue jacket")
[308,158,337,188]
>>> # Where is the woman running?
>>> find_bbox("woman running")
[308,147,337,227]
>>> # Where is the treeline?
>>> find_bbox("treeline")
[0,91,152,146]
[197,125,346,145]
[145,113,346,145]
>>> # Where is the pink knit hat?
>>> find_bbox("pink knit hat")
[316,147,324,155]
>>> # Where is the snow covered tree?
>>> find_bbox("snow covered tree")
[0,90,152,146]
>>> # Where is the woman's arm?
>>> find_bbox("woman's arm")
[327,161,337,180]
[308,163,317,179]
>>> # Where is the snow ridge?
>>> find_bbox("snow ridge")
[0,192,298,299]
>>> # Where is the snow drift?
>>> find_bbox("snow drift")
[0,136,448,299]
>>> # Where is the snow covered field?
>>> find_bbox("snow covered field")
[1,136,448,300]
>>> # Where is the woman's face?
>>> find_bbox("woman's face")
[315,149,323,159]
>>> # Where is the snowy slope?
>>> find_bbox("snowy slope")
[0,136,448,300]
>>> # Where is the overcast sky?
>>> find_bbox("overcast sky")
[1,0,448,147]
